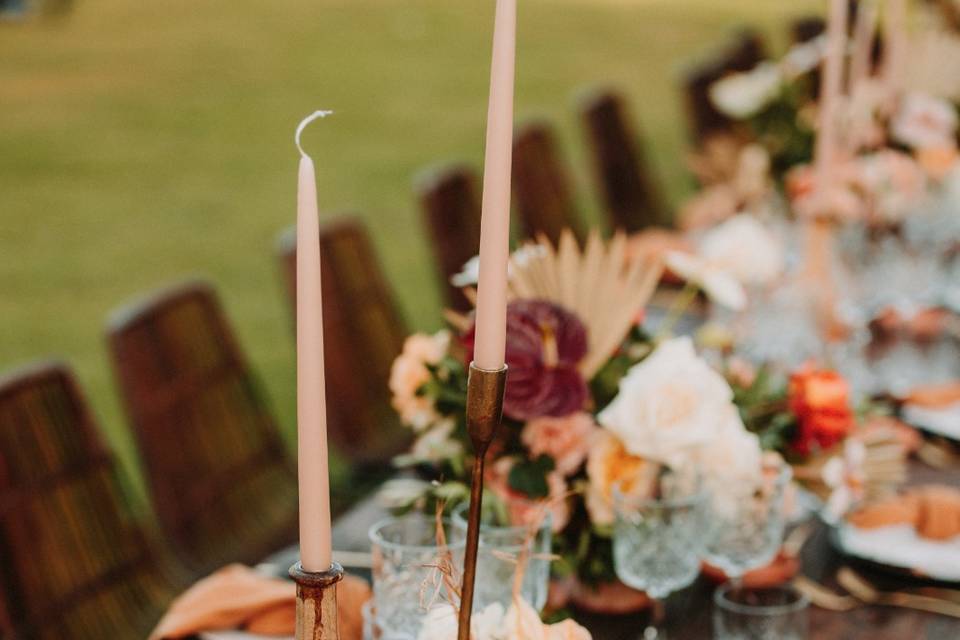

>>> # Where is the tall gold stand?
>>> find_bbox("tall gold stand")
[457,363,508,640]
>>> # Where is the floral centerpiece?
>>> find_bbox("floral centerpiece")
[383,231,908,606]
[682,28,960,229]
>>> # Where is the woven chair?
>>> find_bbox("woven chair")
[682,28,767,145]
[578,88,666,232]
[512,120,584,244]
[790,15,826,44]
[0,361,183,639]
[416,164,483,311]
[276,217,411,470]
[107,281,297,573]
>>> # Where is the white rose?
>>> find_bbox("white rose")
[699,214,785,286]
[693,406,763,485]
[891,91,959,151]
[709,62,783,119]
[597,337,736,466]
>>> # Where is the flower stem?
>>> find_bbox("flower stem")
[655,282,701,342]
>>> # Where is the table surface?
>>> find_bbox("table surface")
[262,461,960,639]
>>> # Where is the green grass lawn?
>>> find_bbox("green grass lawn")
[0,0,819,504]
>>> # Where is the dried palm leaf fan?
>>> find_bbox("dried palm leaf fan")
[448,229,663,379]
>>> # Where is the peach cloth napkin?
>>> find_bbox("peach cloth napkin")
[905,381,960,409]
[150,564,370,640]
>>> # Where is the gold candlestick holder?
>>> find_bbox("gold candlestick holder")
[457,362,508,640]
[290,561,344,640]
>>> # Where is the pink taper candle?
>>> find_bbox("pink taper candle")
[883,0,907,99]
[473,0,517,371]
[814,0,850,177]
[848,0,878,92]
[295,111,334,573]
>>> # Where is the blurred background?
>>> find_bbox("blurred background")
[0,0,819,502]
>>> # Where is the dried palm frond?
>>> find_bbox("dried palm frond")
[508,229,662,378]
[447,229,663,379]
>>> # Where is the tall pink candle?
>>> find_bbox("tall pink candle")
[848,0,878,92]
[815,0,850,178]
[473,0,517,371]
[883,0,907,98]
[295,111,334,573]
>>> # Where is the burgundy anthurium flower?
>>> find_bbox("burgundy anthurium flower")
[464,299,589,421]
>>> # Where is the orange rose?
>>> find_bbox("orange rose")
[788,365,855,456]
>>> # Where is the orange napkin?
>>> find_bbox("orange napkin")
[905,381,960,409]
[150,564,370,640]
[848,486,960,541]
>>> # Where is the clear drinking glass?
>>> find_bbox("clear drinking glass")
[702,460,791,581]
[369,515,465,640]
[613,465,705,639]
[713,583,809,640]
[451,500,553,612]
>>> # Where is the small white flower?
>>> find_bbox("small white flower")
[377,478,432,509]
[665,250,747,311]
[417,600,590,639]
[710,62,783,119]
[450,255,481,288]
[891,91,959,151]
[450,245,548,288]
[405,419,463,464]
[821,439,867,522]
[781,35,827,78]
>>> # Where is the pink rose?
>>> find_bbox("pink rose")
[521,412,598,476]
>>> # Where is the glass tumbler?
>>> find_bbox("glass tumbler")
[451,500,553,612]
[713,583,809,639]
[369,514,465,639]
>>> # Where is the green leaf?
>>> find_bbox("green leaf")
[507,455,555,499]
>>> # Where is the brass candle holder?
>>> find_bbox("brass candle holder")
[290,561,344,640]
[457,362,508,640]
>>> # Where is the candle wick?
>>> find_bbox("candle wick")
[295,110,334,159]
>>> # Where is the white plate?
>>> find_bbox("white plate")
[902,402,960,441]
[836,522,960,582]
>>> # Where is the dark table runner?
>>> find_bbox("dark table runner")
[263,460,960,639]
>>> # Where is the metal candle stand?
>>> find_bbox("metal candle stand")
[290,561,345,640]
[457,362,508,640]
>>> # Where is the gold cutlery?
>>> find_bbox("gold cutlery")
[837,567,960,618]
[793,575,860,611]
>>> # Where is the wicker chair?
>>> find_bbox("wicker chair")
[0,361,183,639]
[578,88,666,232]
[107,281,297,573]
[276,217,411,469]
[416,164,483,311]
[512,120,584,244]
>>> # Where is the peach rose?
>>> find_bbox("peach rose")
[917,146,959,181]
[585,431,658,527]
[521,412,598,476]
[486,458,571,533]
[389,330,450,431]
